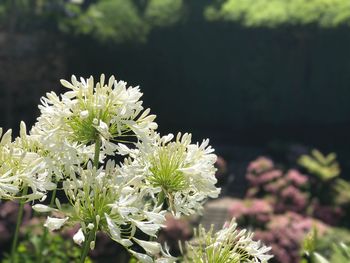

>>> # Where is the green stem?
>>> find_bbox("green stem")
[167,192,176,215]
[10,186,28,263]
[157,189,165,207]
[37,188,57,263]
[80,137,101,263]
[79,226,96,263]
[93,137,101,169]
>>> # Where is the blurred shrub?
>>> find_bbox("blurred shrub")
[145,0,184,27]
[301,227,350,263]
[2,230,89,263]
[298,149,350,225]
[333,179,350,206]
[256,212,327,263]
[0,200,90,262]
[246,157,311,215]
[0,0,186,43]
[228,198,273,227]
[298,150,340,181]
[205,0,350,27]
[227,151,350,262]
[329,243,350,262]
[60,0,150,43]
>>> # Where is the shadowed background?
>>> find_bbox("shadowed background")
[1,0,350,177]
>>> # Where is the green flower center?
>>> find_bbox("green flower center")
[148,143,188,193]
[65,96,132,145]
[67,111,100,145]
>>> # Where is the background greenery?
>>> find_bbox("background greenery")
[0,0,349,175]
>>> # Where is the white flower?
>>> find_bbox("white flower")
[129,241,177,263]
[44,216,69,231]
[80,110,89,119]
[32,74,157,164]
[130,219,160,237]
[32,204,56,213]
[156,244,178,263]
[0,123,54,200]
[246,240,274,262]
[0,129,21,198]
[60,156,171,262]
[144,210,166,225]
[105,213,133,247]
[132,238,161,255]
[122,132,220,216]
[184,219,273,263]
[73,228,85,246]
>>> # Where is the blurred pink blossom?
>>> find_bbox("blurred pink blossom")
[254,212,327,263]
[286,169,308,186]
[229,199,272,224]
[247,170,283,187]
[247,157,274,174]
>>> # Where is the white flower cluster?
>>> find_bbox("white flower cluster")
[0,123,55,201]
[184,219,273,263]
[121,132,220,217]
[32,75,157,160]
[0,74,272,262]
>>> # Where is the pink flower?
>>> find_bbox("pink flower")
[255,212,328,263]
[247,169,283,187]
[275,185,308,213]
[286,169,308,186]
[246,199,273,215]
[264,178,288,194]
[229,199,272,224]
[247,157,274,174]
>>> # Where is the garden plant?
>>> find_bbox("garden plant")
[226,151,350,263]
[0,74,273,262]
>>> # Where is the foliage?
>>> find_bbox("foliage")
[302,227,318,257]
[333,179,350,205]
[298,149,350,224]
[145,0,184,27]
[298,150,340,181]
[227,152,350,262]
[59,0,150,43]
[205,0,350,27]
[2,226,91,263]
[330,243,350,263]
[301,227,350,263]
[0,0,186,43]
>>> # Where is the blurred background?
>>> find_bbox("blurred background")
[1,0,350,262]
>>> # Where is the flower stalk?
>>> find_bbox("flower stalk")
[80,225,97,263]
[37,187,57,263]
[93,137,101,169]
[79,137,100,263]
[10,186,28,263]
